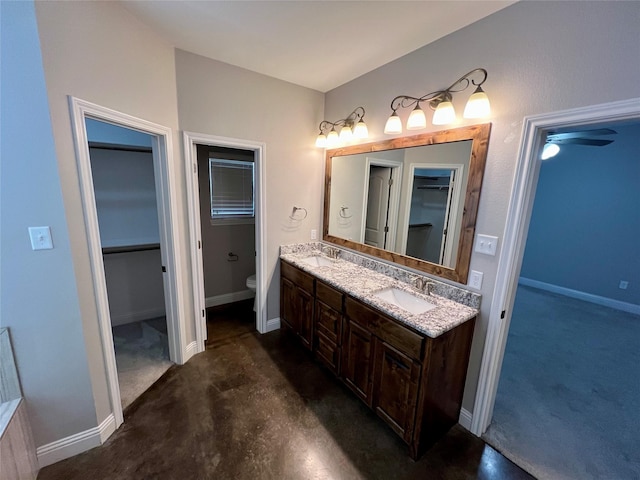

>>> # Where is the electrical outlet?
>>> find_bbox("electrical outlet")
[29,226,53,250]
[619,280,629,290]
[475,234,498,256]
[469,270,483,290]
[311,229,317,240]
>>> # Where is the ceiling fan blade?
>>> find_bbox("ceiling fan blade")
[547,128,618,141]
[551,138,614,147]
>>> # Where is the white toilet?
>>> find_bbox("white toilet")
[246,274,256,311]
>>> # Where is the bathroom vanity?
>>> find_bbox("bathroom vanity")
[279,245,479,459]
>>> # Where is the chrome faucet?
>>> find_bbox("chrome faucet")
[325,246,340,259]
[413,276,435,295]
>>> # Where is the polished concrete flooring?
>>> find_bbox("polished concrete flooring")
[38,300,533,480]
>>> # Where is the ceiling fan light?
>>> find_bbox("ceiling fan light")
[339,125,353,141]
[432,101,456,125]
[463,86,491,118]
[315,133,327,148]
[406,106,427,130]
[384,113,403,134]
[353,120,369,139]
[541,143,560,160]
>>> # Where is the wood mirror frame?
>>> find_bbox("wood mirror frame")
[323,123,491,284]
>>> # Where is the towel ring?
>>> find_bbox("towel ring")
[339,206,353,219]
[289,206,307,220]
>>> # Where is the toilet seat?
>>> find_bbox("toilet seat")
[246,274,256,289]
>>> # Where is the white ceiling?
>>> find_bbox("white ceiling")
[120,1,516,92]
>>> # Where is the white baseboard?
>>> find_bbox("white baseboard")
[519,277,640,315]
[205,289,254,308]
[37,414,116,468]
[183,340,199,362]
[458,408,473,431]
[265,317,281,333]
[110,307,166,327]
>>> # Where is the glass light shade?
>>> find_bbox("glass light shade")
[463,87,491,118]
[353,121,369,139]
[384,113,403,134]
[432,101,456,125]
[541,143,560,160]
[326,129,340,147]
[339,125,353,141]
[406,107,427,130]
[315,134,327,148]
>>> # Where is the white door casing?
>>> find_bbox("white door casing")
[69,97,188,431]
[182,132,268,338]
[470,97,640,436]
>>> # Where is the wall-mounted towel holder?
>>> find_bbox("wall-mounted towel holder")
[289,206,307,221]
[339,206,353,219]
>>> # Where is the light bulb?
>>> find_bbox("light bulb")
[432,101,456,125]
[541,143,560,160]
[315,134,327,148]
[326,129,340,147]
[463,86,491,118]
[384,113,403,134]
[353,121,368,139]
[406,106,427,130]
[339,125,353,141]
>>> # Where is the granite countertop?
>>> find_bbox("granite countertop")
[280,249,479,338]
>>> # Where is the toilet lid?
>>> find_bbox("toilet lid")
[246,274,256,289]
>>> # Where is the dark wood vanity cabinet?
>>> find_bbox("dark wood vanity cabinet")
[280,261,314,350]
[280,260,476,459]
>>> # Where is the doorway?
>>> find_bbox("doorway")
[471,98,640,474]
[183,132,268,341]
[362,158,402,250]
[87,118,173,410]
[69,97,187,429]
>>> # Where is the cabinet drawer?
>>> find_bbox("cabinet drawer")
[316,281,343,311]
[281,260,314,294]
[345,296,424,361]
[315,331,340,374]
[316,301,342,344]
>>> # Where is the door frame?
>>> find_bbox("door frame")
[470,97,640,436]
[398,163,464,265]
[69,97,188,428]
[361,157,403,249]
[182,132,268,338]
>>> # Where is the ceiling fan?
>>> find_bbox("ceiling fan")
[542,127,617,159]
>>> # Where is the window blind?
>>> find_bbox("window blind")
[209,158,255,218]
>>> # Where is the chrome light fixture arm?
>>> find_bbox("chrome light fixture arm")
[316,106,368,147]
[317,106,366,135]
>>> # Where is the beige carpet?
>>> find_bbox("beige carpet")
[483,285,640,479]
[112,318,173,409]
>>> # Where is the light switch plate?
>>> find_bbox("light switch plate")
[311,229,317,240]
[469,270,483,290]
[29,226,53,250]
[475,234,498,256]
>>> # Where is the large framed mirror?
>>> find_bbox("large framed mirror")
[323,123,491,283]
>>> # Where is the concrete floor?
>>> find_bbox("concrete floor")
[38,300,532,480]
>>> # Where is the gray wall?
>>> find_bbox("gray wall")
[0,1,97,446]
[175,49,325,320]
[197,145,256,299]
[324,0,640,412]
[520,122,640,304]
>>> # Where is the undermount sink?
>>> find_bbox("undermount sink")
[373,287,436,315]
[300,255,334,267]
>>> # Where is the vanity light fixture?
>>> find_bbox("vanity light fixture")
[541,143,560,160]
[384,68,490,134]
[315,106,368,148]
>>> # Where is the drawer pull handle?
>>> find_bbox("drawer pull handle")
[387,355,410,371]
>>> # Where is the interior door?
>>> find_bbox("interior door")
[438,170,456,264]
[364,166,392,248]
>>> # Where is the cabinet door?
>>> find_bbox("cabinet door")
[372,339,421,442]
[298,287,314,350]
[280,277,297,332]
[341,318,373,406]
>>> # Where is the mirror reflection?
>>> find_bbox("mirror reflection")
[323,124,491,283]
[328,141,472,268]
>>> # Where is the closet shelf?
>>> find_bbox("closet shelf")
[102,243,160,255]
